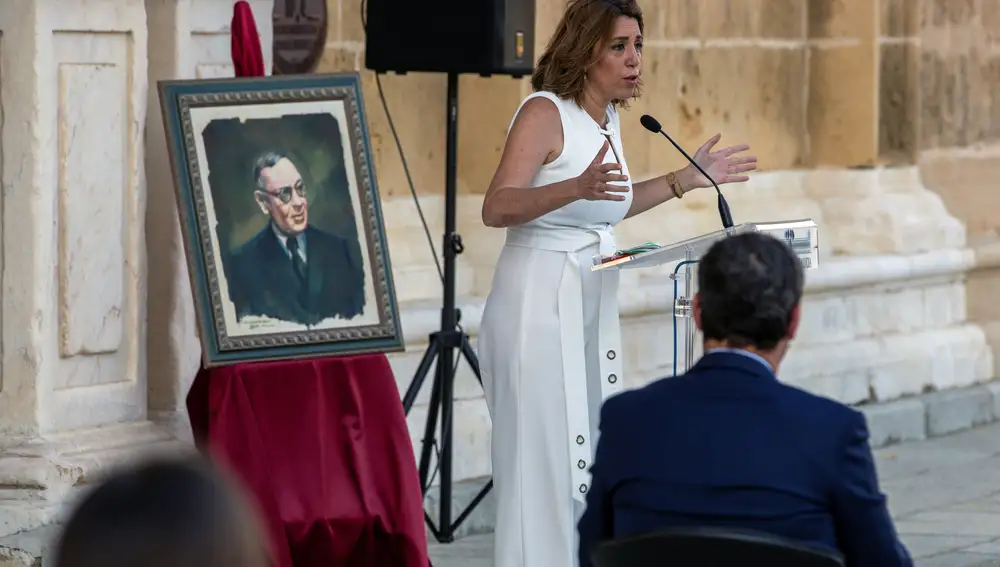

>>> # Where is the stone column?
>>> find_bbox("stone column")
[0,0,183,537]
[145,0,273,440]
[878,0,920,164]
[806,0,879,167]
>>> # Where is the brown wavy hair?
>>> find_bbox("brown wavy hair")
[531,0,644,108]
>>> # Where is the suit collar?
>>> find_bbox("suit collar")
[268,222,309,260]
[690,350,777,381]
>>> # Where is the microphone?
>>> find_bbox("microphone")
[639,114,734,229]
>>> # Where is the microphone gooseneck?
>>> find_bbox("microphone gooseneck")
[639,114,735,229]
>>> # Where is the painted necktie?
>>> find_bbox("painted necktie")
[286,237,307,285]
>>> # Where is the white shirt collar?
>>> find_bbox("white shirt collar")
[705,347,773,373]
[271,223,307,261]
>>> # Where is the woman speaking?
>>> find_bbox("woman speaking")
[477,0,758,565]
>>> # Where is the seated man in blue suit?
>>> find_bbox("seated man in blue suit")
[577,232,912,567]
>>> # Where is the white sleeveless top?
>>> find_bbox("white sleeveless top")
[508,91,634,231]
[499,91,631,505]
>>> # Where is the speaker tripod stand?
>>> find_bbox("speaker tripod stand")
[400,71,493,544]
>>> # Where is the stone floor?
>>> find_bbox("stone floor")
[428,420,1000,567]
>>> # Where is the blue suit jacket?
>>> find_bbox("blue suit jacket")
[577,351,912,567]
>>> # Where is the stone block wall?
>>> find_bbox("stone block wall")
[910,0,1000,367]
[919,0,1000,152]
[917,0,1000,240]
[324,0,882,196]
[324,0,1000,187]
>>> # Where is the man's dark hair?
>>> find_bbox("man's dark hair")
[696,232,805,350]
[252,151,288,190]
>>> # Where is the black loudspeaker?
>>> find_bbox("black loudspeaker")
[364,0,536,77]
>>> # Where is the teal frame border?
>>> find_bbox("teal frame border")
[158,72,404,367]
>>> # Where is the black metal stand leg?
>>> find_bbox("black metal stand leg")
[459,337,482,385]
[402,340,438,413]
[399,71,492,544]
[416,339,444,487]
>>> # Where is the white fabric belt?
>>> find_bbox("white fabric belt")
[505,225,625,504]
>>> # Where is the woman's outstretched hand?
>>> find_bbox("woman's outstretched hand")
[682,134,757,189]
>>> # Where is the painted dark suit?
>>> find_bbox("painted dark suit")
[227,224,366,327]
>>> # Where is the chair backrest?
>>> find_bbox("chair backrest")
[591,526,845,567]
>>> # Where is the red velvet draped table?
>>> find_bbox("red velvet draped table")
[186,355,429,567]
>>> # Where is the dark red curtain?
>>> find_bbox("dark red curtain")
[188,357,430,567]
[232,0,265,77]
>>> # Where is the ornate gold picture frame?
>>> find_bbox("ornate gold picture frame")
[158,72,404,367]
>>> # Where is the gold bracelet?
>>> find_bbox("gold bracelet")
[666,171,684,199]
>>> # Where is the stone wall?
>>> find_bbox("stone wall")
[317,0,998,485]
[912,0,1000,369]
[325,0,862,199]
[914,0,1000,241]
[0,0,274,539]
[326,0,1000,190]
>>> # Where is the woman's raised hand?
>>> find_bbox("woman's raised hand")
[575,140,630,201]
[684,134,758,189]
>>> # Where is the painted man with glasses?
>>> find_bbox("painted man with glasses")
[227,151,365,326]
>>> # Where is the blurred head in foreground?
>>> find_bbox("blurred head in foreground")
[54,456,269,567]
[694,231,805,372]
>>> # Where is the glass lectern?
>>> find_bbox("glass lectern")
[592,219,820,377]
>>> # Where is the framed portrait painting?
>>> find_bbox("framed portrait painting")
[158,72,404,366]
